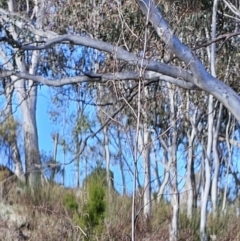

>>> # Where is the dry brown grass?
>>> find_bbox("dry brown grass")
[1,179,240,241]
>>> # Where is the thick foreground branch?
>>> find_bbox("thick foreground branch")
[0,70,198,89]
[1,2,240,120]
[137,0,240,122]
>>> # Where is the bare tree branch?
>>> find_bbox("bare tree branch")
[193,31,240,50]
[136,0,240,122]
[0,70,198,89]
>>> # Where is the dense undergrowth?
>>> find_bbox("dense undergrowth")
[0,176,240,241]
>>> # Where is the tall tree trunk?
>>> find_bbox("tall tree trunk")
[22,105,41,188]
[222,113,232,211]
[200,1,218,239]
[50,133,59,182]
[157,138,170,202]
[6,0,44,188]
[168,85,179,241]
[140,83,152,218]
[152,144,161,189]
[140,123,151,218]
[97,84,111,191]
[200,96,213,241]
[103,125,111,191]
[186,99,197,219]
[75,134,80,188]
[209,0,220,216]
[211,104,222,214]
[117,128,126,195]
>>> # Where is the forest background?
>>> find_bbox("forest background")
[1,0,240,241]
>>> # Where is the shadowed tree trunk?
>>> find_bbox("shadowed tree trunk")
[4,0,43,188]
[186,94,197,219]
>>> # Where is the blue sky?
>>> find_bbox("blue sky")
[36,85,135,193]
[1,39,238,199]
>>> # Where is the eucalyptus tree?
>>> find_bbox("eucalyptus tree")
[0,0,45,187]
[1,0,240,240]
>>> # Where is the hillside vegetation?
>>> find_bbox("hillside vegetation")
[0,166,240,241]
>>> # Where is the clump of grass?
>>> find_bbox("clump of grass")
[179,209,200,241]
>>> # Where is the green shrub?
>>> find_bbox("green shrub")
[71,168,108,239]
[82,182,105,227]
[63,193,78,212]
[74,180,106,240]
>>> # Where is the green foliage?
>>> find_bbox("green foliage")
[83,166,113,188]
[52,0,145,46]
[0,116,19,143]
[62,168,108,239]
[206,208,234,238]
[78,168,107,237]
[151,199,172,228]
[73,115,90,135]
[0,0,7,9]
[179,210,200,241]
[63,193,79,212]
[81,182,106,229]
[4,179,240,240]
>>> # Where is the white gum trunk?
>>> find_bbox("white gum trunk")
[200,1,218,239]
[5,0,44,186]
[200,96,213,241]
[211,104,222,214]
[186,92,197,219]
[142,124,151,218]
[168,85,179,241]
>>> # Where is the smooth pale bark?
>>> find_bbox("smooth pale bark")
[186,93,197,218]
[1,0,240,121]
[75,134,80,188]
[137,0,240,123]
[0,71,198,90]
[22,0,43,188]
[140,83,152,218]
[152,142,161,189]
[139,123,151,218]
[157,137,170,202]
[143,129,151,218]
[200,2,218,239]
[7,0,15,11]
[2,1,240,121]
[222,113,233,211]
[50,133,59,182]
[223,0,240,17]
[211,104,222,214]
[168,85,179,241]
[132,80,142,241]
[5,0,43,187]
[22,106,41,187]
[103,125,111,191]
[200,95,214,241]
[97,83,112,191]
